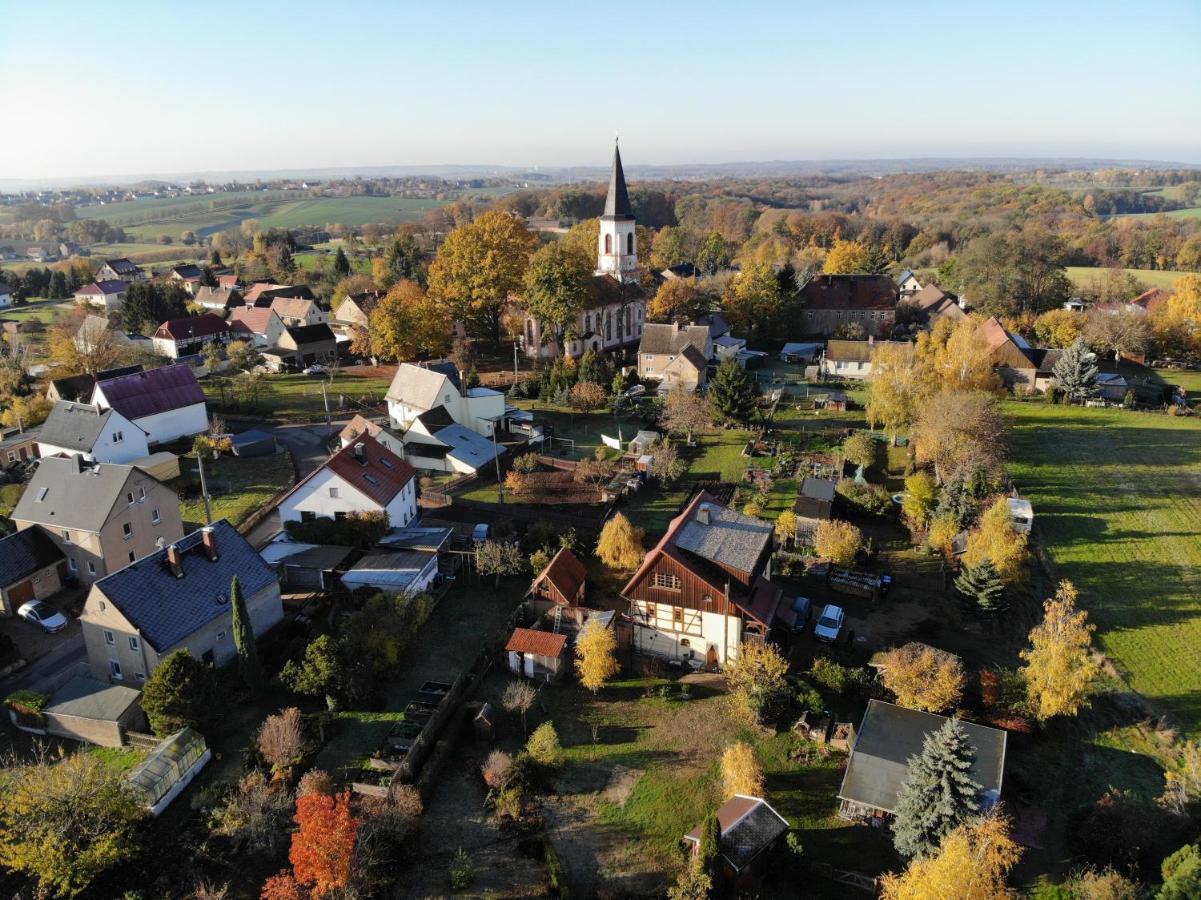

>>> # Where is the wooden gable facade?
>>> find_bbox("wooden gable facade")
[529,547,586,607]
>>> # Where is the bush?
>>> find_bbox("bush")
[449,847,475,890]
[809,657,871,696]
[4,689,48,715]
[836,479,893,515]
[283,510,390,549]
[512,452,540,474]
[526,722,564,768]
[141,649,217,735]
[482,750,513,788]
[257,708,312,777]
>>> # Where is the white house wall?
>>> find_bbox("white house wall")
[130,404,209,446]
[383,480,418,528]
[630,600,742,667]
[280,468,416,528]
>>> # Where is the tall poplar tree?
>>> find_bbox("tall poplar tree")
[231,575,264,694]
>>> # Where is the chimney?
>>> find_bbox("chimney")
[458,369,469,397]
[353,442,366,463]
[697,505,711,525]
[74,455,85,474]
[166,544,184,578]
[201,526,218,561]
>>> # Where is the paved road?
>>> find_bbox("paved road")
[0,631,87,695]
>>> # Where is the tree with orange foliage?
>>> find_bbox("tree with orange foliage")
[261,872,304,900]
[289,790,358,898]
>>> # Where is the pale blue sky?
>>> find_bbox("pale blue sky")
[2,0,1199,180]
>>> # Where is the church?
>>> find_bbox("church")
[520,143,648,360]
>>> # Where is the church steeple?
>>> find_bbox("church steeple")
[597,140,639,281]
[603,143,634,220]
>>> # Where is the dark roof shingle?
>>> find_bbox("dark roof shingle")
[95,364,205,420]
[0,528,65,588]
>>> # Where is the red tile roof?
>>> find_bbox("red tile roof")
[534,547,586,605]
[505,627,568,658]
[315,433,416,507]
[95,364,206,419]
[228,306,277,334]
[798,274,897,310]
[154,313,231,341]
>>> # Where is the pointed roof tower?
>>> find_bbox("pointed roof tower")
[603,142,634,221]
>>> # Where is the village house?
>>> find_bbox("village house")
[152,313,232,359]
[621,492,783,668]
[97,258,145,282]
[11,456,185,587]
[332,292,381,331]
[979,317,1042,389]
[400,415,508,476]
[243,283,316,308]
[194,285,242,313]
[793,476,837,542]
[73,279,128,311]
[90,364,209,446]
[166,264,203,292]
[907,284,967,324]
[0,427,41,469]
[637,322,713,389]
[46,365,143,403]
[838,699,1006,822]
[226,306,285,348]
[59,240,88,258]
[262,323,338,371]
[820,339,912,380]
[385,361,506,438]
[520,143,646,359]
[339,414,405,457]
[79,520,282,684]
[797,274,898,337]
[0,528,67,616]
[270,296,328,328]
[896,269,922,298]
[36,401,150,464]
[277,433,418,529]
[683,795,790,888]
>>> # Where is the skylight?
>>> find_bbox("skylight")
[36,487,48,501]
[363,473,379,485]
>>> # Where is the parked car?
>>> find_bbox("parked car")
[303,364,327,376]
[813,604,845,643]
[17,600,68,634]
[789,596,813,632]
[471,523,489,542]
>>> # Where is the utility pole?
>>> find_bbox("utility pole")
[513,342,519,385]
[196,452,213,525]
[320,380,331,432]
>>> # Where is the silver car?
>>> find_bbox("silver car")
[813,604,845,643]
[17,601,68,634]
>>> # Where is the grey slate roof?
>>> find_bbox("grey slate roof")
[0,527,65,587]
[684,795,789,873]
[37,402,125,452]
[438,424,506,469]
[12,458,140,532]
[800,476,837,502]
[638,323,711,356]
[45,675,141,721]
[603,144,634,220]
[675,499,773,575]
[838,700,1007,814]
[94,519,277,652]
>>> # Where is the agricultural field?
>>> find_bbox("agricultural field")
[1005,401,1201,733]
[1065,266,1193,291]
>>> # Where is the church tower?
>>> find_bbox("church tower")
[596,142,639,282]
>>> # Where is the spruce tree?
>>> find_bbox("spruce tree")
[333,247,351,277]
[892,717,982,859]
[1052,338,1099,402]
[955,559,1007,616]
[708,357,756,425]
[230,575,264,694]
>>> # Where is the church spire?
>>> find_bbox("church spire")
[603,141,634,220]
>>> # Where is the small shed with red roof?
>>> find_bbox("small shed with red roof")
[505,627,569,681]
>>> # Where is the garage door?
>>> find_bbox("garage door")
[285,565,324,591]
[7,579,34,609]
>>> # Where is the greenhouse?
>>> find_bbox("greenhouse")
[127,727,212,815]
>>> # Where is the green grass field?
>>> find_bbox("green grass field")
[202,369,395,420]
[1119,207,1201,221]
[1005,401,1201,732]
[176,450,293,528]
[1065,266,1192,291]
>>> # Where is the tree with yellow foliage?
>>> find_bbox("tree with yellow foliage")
[1020,581,1099,720]
[722,259,782,340]
[575,617,620,692]
[867,342,922,444]
[915,317,1002,394]
[774,509,798,545]
[725,641,790,723]
[901,472,938,529]
[963,497,1028,584]
[1153,274,1201,358]
[814,519,863,567]
[881,813,1021,900]
[0,393,52,429]
[596,513,645,569]
[427,209,535,345]
[880,642,966,712]
[368,280,452,362]
[1033,308,1086,348]
[926,514,960,558]
[721,741,765,799]
[822,239,869,274]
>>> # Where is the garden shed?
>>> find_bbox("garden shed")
[505,627,568,681]
[41,675,145,747]
[127,727,212,815]
[231,429,278,458]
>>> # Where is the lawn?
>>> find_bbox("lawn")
[1118,207,1201,220]
[1065,266,1192,291]
[202,368,396,420]
[176,450,294,529]
[1158,367,1201,402]
[1005,401,1201,733]
[0,298,72,323]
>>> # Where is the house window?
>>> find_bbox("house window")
[329,487,339,498]
[109,660,123,680]
[128,636,139,651]
[112,431,123,443]
[99,601,106,612]
[135,672,146,682]
[104,630,114,645]
[673,607,683,627]
[653,572,681,590]
[127,492,134,505]
[300,511,316,522]
[128,551,135,563]
[151,509,160,524]
[138,487,146,500]
[87,561,96,575]
[627,233,634,255]
[604,234,612,254]
[6,451,14,463]
[645,602,656,621]
[585,313,591,332]
[122,523,132,538]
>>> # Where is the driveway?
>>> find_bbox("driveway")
[269,420,349,477]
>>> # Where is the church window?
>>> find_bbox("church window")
[626,307,632,333]
[526,319,533,344]
[604,234,612,254]
[585,313,591,332]
[606,315,612,340]
[627,233,634,255]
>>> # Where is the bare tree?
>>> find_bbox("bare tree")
[661,385,713,445]
[256,707,311,775]
[501,680,537,736]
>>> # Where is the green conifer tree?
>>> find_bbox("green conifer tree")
[892,718,982,859]
[1052,338,1099,402]
[230,575,264,694]
[708,357,756,425]
[954,559,1008,616]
